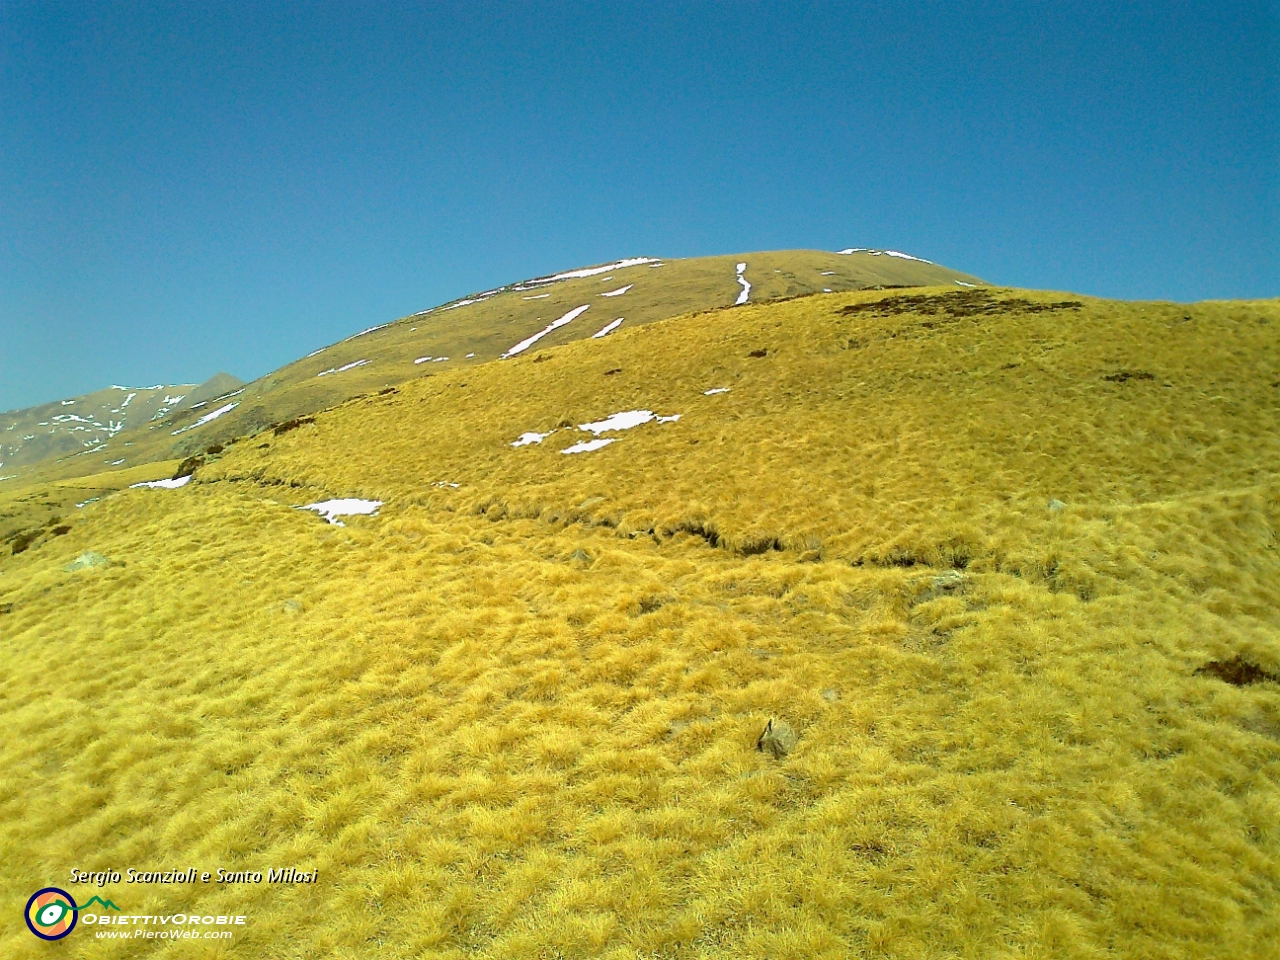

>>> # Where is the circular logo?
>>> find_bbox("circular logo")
[25,888,78,941]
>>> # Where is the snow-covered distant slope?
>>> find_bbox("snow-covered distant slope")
[0,373,242,474]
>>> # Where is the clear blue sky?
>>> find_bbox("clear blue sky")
[2,2,1276,411]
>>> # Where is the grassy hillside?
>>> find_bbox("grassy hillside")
[1,286,1277,958]
[0,250,979,500]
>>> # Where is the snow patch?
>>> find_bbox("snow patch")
[882,250,933,263]
[131,475,192,490]
[592,318,624,338]
[466,352,476,358]
[512,430,554,447]
[955,280,976,287]
[523,294,550,300]
[601,284,632,297]
[704,387,730,395]
[561,438,616,455]
[299,498,383,526]
[579,409,655,434]
[414,356,433,364]
[735,262,751,305]
[502,304,590,358]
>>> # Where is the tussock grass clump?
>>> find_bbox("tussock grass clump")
[1,287,1278,957]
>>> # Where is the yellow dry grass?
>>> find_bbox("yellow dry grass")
[1,287,1278,958]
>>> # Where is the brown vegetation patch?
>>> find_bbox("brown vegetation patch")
[8,529,38,555]
[273,416,316,436]
[173,456,204,480]
[1196,656,1280,687]
[1103,371,1156,383]
[840,290,1083,319]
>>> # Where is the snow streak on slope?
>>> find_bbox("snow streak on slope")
[601,285,632,298]
[502,305,590,358]
[318,360,371,377]
[592,319,624,339]
[517,258,658,288]
[735,263,751,305]
[172,401,240,435]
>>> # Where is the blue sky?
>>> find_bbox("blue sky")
[2,1,1276,411]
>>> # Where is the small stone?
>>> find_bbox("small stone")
[821,688,840,703]
[757,718,798,759]
[1047,499,1067,512]
[283,599,303,614]
[65,551,110,572]
[569,548,593,566]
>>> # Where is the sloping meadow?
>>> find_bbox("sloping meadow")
[1,287,1278,958]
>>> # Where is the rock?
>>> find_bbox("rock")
[930,571,965,593]
[757,718,798,759]
[821,688,840,703]
[1047,499,1067,512]
[65,552,111,572]
[283,599,303,614]
[569,548,593,566]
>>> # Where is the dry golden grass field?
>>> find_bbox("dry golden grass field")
[1,286,1278,958]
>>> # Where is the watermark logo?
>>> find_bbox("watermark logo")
[24,888,78,941]
[24,890,120,940]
